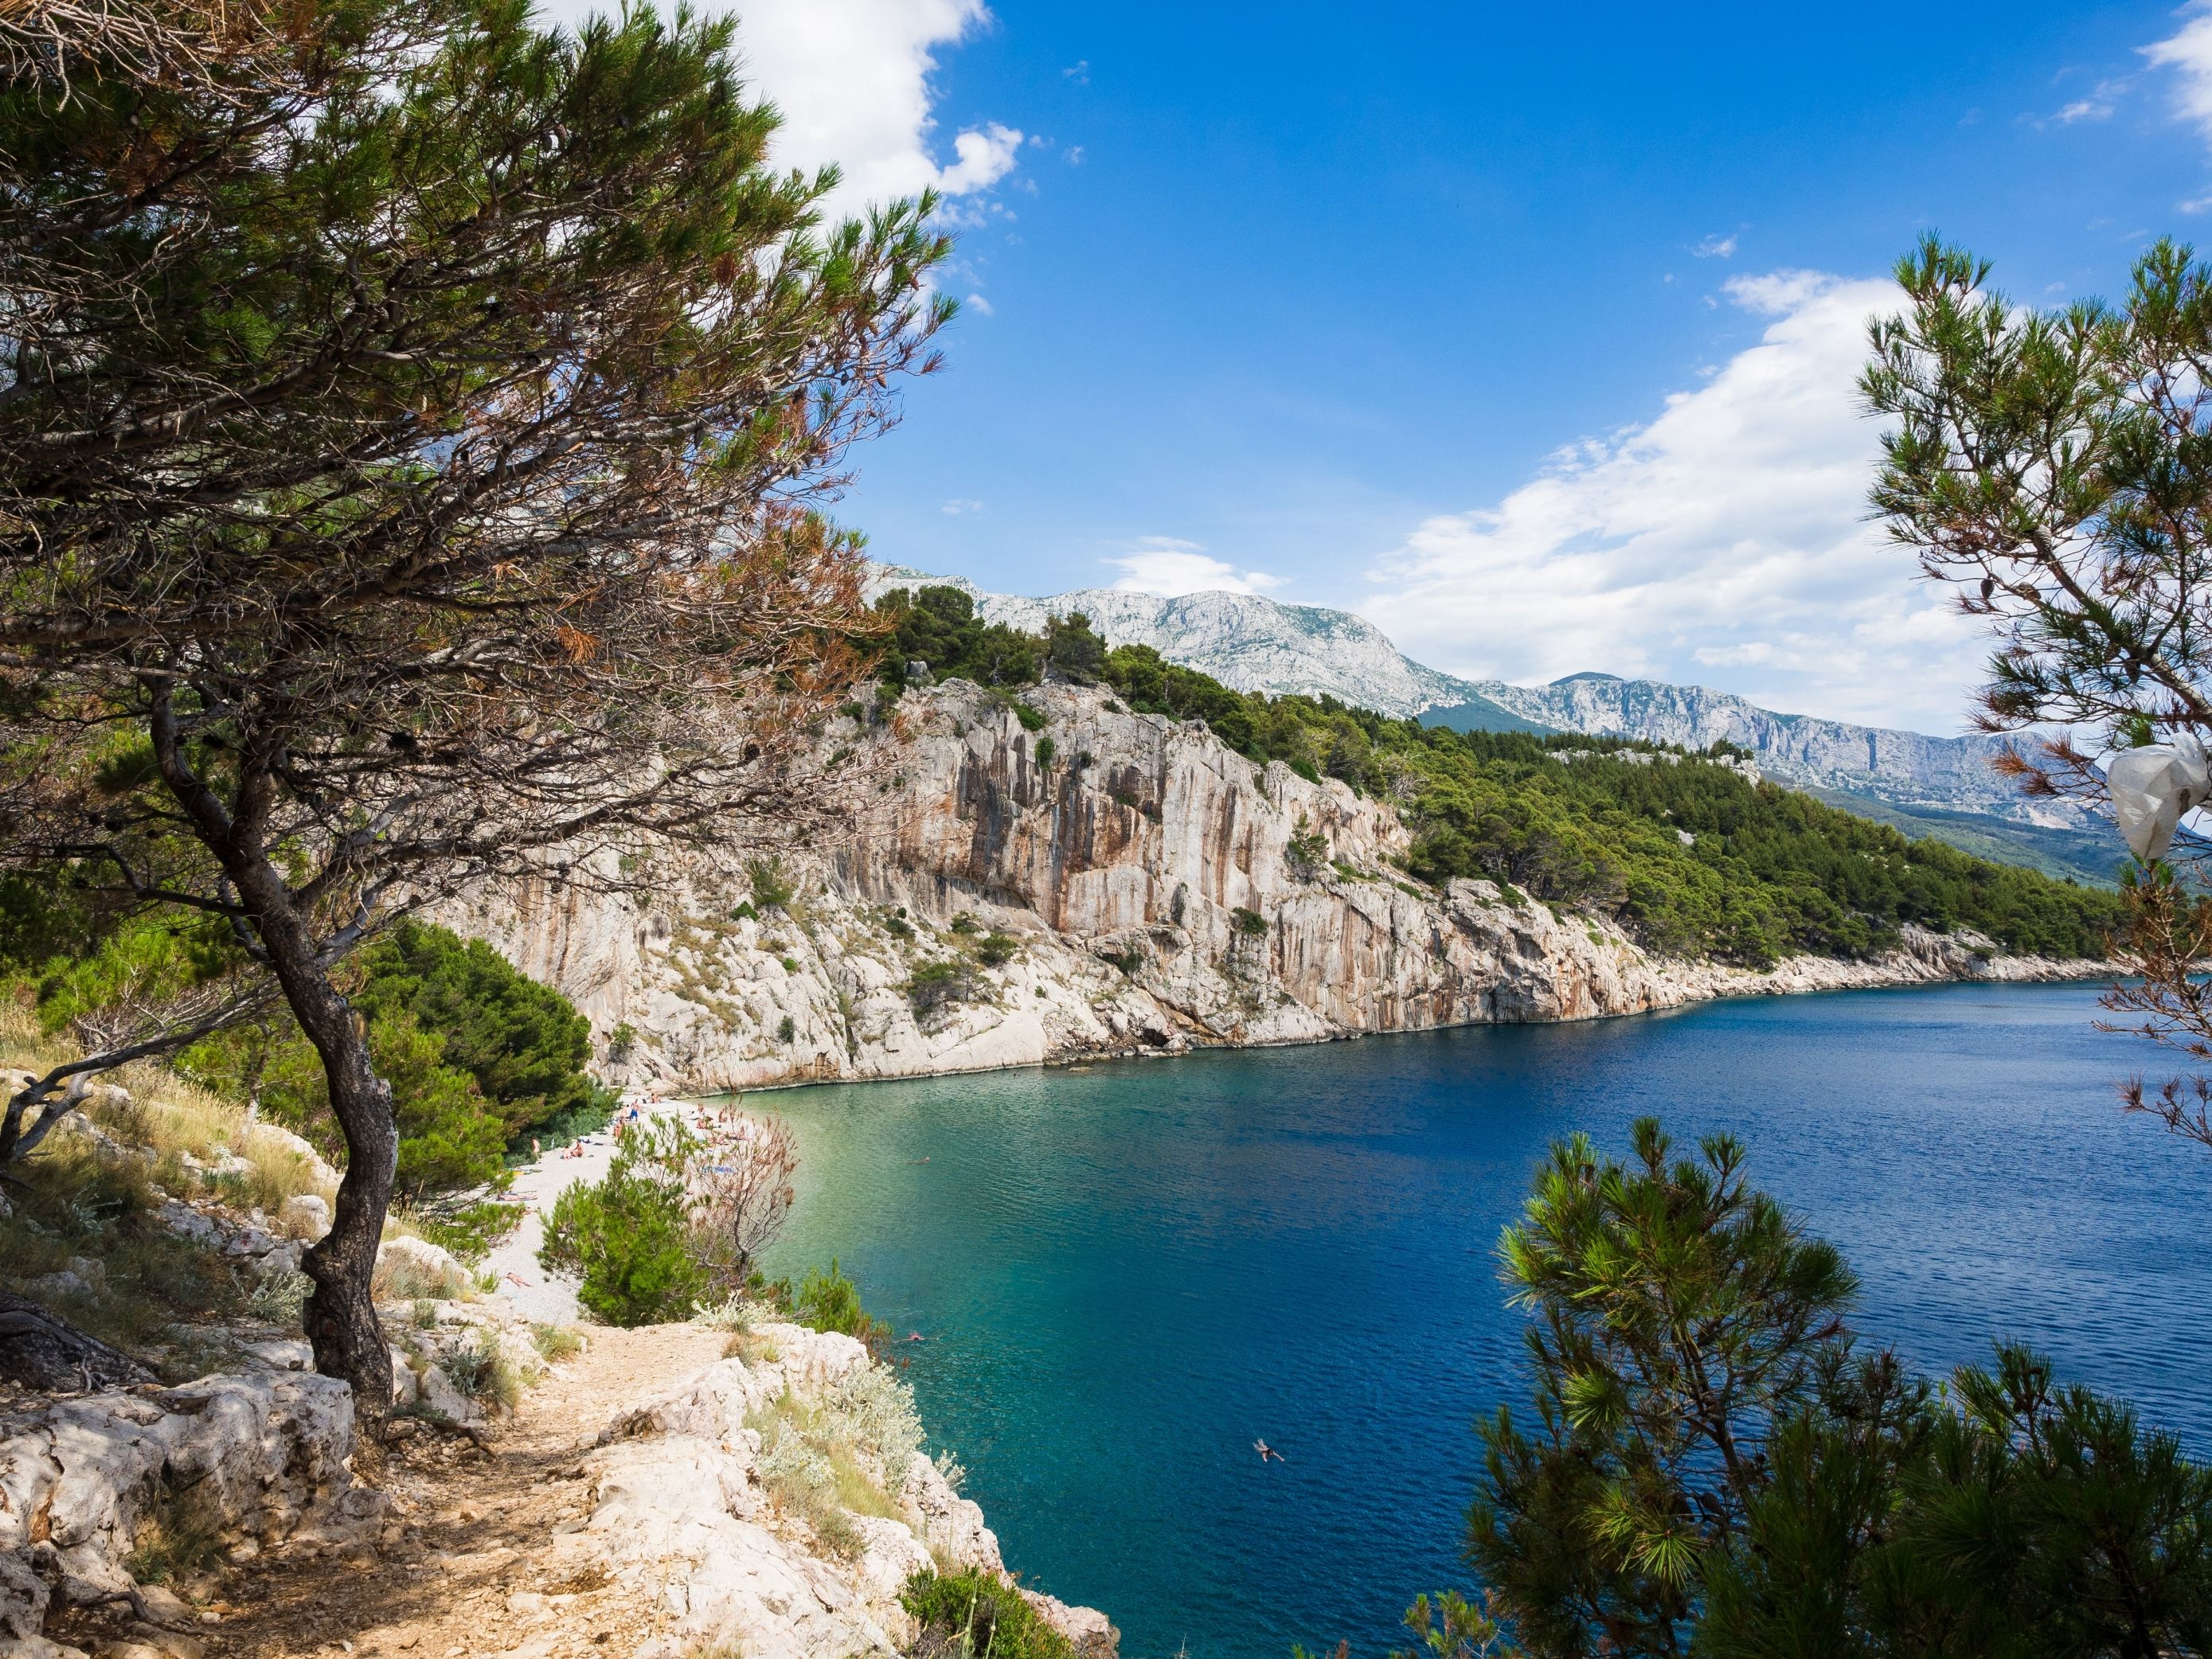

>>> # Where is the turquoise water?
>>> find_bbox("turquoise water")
[757,984,2212,1659]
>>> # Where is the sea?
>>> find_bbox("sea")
[755,982,2212,1659]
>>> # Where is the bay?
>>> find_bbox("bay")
[756,982,2212,1659]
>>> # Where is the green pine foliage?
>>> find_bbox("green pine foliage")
[1464,1119,2212,1658]
[351,919,605,1140]
[537,1122,705,1326]
[874,586,1042,689]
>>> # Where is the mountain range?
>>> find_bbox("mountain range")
[867,568,2121,885]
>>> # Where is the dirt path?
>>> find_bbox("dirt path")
[71,1324,729,1659]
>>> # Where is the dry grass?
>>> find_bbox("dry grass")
[0,1134,252,1371]
[372,1249,476,1303]
[2,1003,332,1216]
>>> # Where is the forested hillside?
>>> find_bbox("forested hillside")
[874,587,2121,965]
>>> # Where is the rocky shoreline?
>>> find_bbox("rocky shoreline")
[442,681,2107,1098]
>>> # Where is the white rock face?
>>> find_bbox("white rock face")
[545,1327,1107,1659]
[444,681,2101,1095]
[0,1370,379,1649]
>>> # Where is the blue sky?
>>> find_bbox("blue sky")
[548,1,2212,732]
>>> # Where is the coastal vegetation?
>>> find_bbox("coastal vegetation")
[869,586,2122,966]
[903,1568,1077,1659]
[2,893,612,1203]
[1423,1119,2212,1657]
[1864,236,2212,1160]
[0,0,943,1407]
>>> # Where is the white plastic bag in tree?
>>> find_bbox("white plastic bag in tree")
[2107,734,2211,861]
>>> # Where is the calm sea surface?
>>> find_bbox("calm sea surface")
[755,983,2212,1659]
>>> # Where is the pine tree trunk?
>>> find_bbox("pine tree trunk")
[242,916,397,1423]
[150,697,395,1421]
[294,1005,397,1422]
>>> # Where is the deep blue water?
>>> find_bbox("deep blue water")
[756,984,2212,1659]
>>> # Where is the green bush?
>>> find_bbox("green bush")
[1033,736,1057,769]
[1012,701,1047,732]
[905,958,978,1017]
[538,1122,704,1326]
[409,1199,522,1265]
[791,1258,887,1344]
[870,586,1042,689]
[748,856,795,911]
[901,1570,1074,1659]
[353,919,605,1138]
[976,932,1018,967]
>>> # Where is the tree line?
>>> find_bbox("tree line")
[870,586,2124,965]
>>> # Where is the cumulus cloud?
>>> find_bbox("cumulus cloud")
[1108,541,1284,598]
[528,0,1022,222]
[1358,271,1995,734]
[1692,232,1739,259]
[2147,2,2212,145]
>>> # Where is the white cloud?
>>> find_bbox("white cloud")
[2147,2,2212,145]
[1108,541,1284,598]
[528,0,1022,223]
[942,498,984,515]
[2054,96,2114,123]
[1358,271,1995,734]
[1692,232,1739,259]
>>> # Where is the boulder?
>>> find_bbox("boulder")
[548,1331,1110,1659]
[0,1370,364,1649]
[279,1195,330,1240]
[373,1235,469,1300]
[154,1203,221,1247]
[0,1548,49,1640]
[416,1364,479,1427]
[1020,1589,1121,1659]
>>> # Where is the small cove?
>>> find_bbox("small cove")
[756,983,2212,1659]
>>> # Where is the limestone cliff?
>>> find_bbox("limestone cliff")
[445,681,2101,1095]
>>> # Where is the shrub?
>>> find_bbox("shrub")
[905,958,979,1017]
[791,1258,888,1345]
[976,932,1018,968]
[353,919,603,1139]
[748,856,795,911]
[747,1364,928,1559]
[901,1570,1075,1659]
[950,912,980,935]
[777,1014,796,1043]
[1231,906,1269,937]
[1288,814,1329,880]
[690,1113,800,1298]
[1034,736,1057,769]
[1012,701,1047,732]
[607,1021,639,1058]
[531,1323,583,1362]
[539,1122,704,1326]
